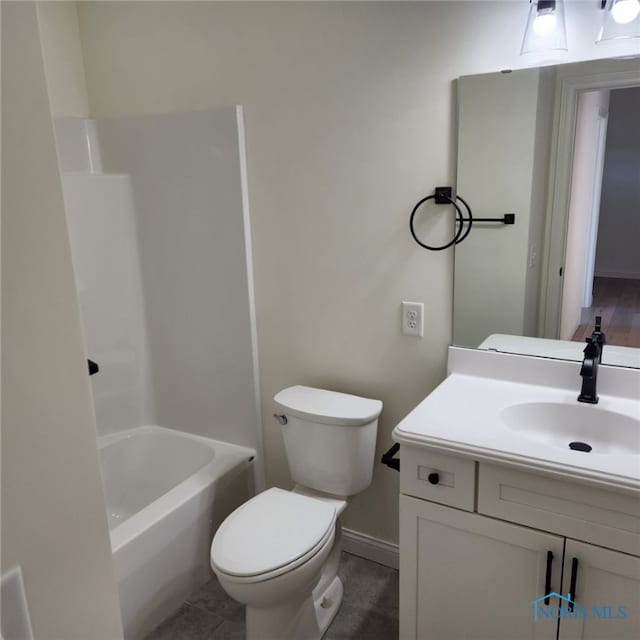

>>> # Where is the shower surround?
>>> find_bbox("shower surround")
[54,108,263,639]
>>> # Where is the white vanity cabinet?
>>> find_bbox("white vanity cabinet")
[398,448,640,640]
[400,495,563,640]
[558,541,640,640]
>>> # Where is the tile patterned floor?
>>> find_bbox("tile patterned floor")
[145,552,398,640]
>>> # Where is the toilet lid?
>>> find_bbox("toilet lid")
[211,488,336,578]
[274,386,382,426]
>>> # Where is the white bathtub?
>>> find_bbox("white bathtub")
[98,426,255,639]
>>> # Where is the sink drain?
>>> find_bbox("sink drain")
[569,441,592,453]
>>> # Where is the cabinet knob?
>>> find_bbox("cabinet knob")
[427,472,440,485]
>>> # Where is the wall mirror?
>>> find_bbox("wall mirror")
[453,57,640,368]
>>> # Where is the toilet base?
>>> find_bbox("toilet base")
[313,575,343,637]
[244,525,344,640]
[245,575,343,640]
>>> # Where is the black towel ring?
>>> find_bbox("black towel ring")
[409,192,473,251]
[455,194,474,245]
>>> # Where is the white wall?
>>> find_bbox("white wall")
[561,89,610,340]
[1,2,123,637]
[595,86,640,279]
[76,1,640,544]
[454,68,552,347]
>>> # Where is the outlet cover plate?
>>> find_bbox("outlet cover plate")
[401,301,424,337]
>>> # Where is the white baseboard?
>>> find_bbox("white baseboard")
[341,528,399,570]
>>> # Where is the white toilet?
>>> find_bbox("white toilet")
[210,385,383,640]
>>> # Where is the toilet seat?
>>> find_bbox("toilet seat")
[211,488,337,583]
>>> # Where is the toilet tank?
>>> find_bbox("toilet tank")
[273,386,383,497]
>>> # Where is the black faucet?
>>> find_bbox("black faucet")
[589,315,606,354]
[578,338,600,404]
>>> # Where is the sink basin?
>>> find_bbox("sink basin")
[500,402,640,455]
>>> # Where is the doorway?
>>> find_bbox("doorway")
[561,86,640,348]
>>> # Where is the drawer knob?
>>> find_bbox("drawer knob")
[427,472,440,485]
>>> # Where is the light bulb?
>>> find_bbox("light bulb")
[533,12,558,35]
[611,0,640,24]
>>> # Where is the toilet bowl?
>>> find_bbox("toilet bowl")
[210,386,383,640]
[212,488,345,640]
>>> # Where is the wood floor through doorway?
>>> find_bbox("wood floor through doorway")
[572,277,640,348]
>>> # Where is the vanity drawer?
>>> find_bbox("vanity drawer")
[478,464,640,556]
[400,447,475,511]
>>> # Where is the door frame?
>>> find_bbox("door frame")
[581,106,609,310]
[539,59,640,339]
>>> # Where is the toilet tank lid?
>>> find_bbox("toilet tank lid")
[274,385,382,426]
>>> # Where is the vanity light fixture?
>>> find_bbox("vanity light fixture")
[521,0,568,55]
[597,0,640,42]
[609,0,640,24]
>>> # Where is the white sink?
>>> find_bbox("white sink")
[393,347,640,489]
[500,402,640,455]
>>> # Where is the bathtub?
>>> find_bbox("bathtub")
[98,426,256,640]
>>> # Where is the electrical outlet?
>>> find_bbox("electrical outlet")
[401,301,424,337]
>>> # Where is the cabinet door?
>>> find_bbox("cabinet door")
[400,495,562,640]
[559,540,640,640]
